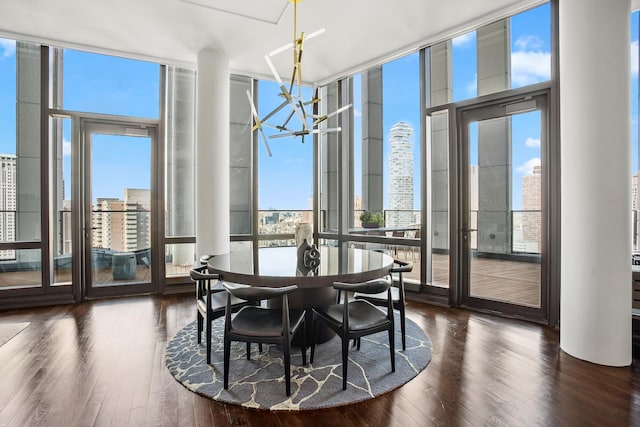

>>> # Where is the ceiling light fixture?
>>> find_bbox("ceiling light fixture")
[246,0,351,156]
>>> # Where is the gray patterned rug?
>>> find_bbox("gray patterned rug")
[166,313,431,410]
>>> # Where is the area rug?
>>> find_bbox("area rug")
[166,313,431,411]
[0,322,29,348]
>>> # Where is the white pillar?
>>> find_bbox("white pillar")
[196,49,230,257]
[560,0,632,366]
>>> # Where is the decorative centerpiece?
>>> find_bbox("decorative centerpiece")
[296,238,320,276]
[359,211,384,228]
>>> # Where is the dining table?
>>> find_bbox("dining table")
[207,245,394,344]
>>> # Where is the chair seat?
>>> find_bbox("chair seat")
[354,286,400,303]
[316,300,389,331]
[230,307,306,337]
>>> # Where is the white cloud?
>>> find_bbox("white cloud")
[511,51,551,87]
[517,157,541,175]
[63,138,71,157]
[515,35,543,51]
[452,32,475,48]
[525,137,541,148]
[0,38,16,59]
[353,108,362,118]
[632,40,638,78]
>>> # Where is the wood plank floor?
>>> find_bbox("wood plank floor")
[0,294,638,426]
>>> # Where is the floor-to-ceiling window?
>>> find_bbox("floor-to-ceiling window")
[0,39,43,292]
[0,38,202,308]
[256,80,314,248]
[54,49,162,298]
[165,66,197,281]
[430,3,552,320]
[348,54,422,283]
[631,11,639,317]
[339,2,554,322]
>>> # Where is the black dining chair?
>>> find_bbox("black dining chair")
[191,265,249,365]
[310,278,395,390]
[354,259,413,350]
[222,283,306,396]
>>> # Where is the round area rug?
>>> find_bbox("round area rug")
[166,313,432,411]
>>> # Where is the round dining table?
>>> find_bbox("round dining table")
[207,246,394,343]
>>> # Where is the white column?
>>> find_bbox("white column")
[560,0,632,366]
[196,49,230,257]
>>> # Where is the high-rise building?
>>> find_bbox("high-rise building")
[124,188,151,252]
[92,189,150,252]
[0,155,16,260]
[521,165,542,252]
[387,122,414,227]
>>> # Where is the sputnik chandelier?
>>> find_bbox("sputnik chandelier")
[246,0,351,156]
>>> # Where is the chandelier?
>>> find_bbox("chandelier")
[246,0,351,156]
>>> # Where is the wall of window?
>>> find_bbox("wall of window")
[0,38,198,307]
[165,66,196,272]
[0,39,42,290]
[632,11,640,254]
[255,79,314,247]
[342,3,552,290]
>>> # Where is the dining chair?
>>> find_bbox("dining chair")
[222,283,306,396]
[354,259,413,350]
[191,265,249,365]
[310,278,395,390]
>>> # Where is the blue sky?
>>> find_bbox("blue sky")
[0,3,638,211]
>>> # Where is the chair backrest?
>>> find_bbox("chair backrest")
[222,283,298,303]
[222,283,299,336]
[390,259,413,274]
[333,277,391,295]
[392,230,404,238]
[333,278,393,330]
[190,265,220,281]
[191,265,223,299]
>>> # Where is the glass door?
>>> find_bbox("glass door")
[82,119,157,297]
[458,93,548,320]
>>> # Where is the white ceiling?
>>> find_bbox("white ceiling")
[0,0,546,84]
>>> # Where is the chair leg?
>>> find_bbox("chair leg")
[310,316,318,363]
[284,339,291,396]
[400,305,406,351]
[205,314,212,365]
[259,343,263,353]
[356,337,361,351]
[301,318,307,366]
[197,312,203,345]
[246,342,251,360]
[206,325,212,365]
[388,327,395,373]
[342,335,349,390]
[223,337,231,389]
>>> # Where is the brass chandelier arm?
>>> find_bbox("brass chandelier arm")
[246,90,272,157]
[246,0,351,155]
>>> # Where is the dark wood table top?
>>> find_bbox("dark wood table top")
[207,246,394,289]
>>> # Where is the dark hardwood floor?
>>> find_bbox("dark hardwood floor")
[0,294,638,426]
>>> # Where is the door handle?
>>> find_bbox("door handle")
[460,229,477,241]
